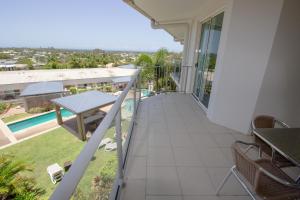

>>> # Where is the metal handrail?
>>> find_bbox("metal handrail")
[49,69,140,200]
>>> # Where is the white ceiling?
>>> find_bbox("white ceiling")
[134,0,227,21]
[131,0,228,41]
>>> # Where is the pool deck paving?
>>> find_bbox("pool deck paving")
[0,117,62,148]
[0,104,114,148]
[0,119,17,144]
[0,129,11,146]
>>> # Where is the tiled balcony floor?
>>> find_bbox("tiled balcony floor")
[121,93,254,200]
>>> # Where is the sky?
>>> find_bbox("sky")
[0,0,182,52]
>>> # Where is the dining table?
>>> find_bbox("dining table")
[253,128,300,167]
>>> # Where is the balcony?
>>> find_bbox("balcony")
[49,70,255,200]
[121,93,254,200]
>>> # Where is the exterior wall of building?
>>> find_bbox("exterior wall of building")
[182,0,284,133]
[253,0,300,127]
[24,93,62,112]
[207,0,284,134]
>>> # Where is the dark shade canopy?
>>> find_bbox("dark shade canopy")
[20,81,64,97]
[52,91,117,114]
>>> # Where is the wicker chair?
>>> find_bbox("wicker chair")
[251,115,293,168]
[216,141,300,200]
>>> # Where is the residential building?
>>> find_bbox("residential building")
[0,66,136,100]
[124,0,300,134]
[13,0,300,199]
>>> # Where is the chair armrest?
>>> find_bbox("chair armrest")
[274,119,290,128]
[251,120,256,132]
[235,140,261,158]
[235,140,259,148]
[258,166,300,189]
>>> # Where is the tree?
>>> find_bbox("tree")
[136,54,155,88]
[17,58,34,70]
[45,54,60,69]
[0,155,44,200]
[0,53,11,59]
[153,48,168,67]
[69,56,82,68]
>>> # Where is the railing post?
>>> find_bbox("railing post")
[133,80,137,114]
[115,110,124,185]
[138,73,141,101]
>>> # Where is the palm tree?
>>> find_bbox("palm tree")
[0,155,44,200]
[136,49,178,92]
[135,54,154,89]
[153,48,168,67]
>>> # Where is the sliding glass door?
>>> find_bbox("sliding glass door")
[193,12,224,108]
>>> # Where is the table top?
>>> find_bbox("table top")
[254,128,300,166]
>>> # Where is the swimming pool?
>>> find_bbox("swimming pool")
[123,98,134,113]
[7,91,150,133]
[8,109,74,133]
[141,89,151,97]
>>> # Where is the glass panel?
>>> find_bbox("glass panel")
[72,128,118,199]
[193,12,224,108]
[121,85,135,150]
[201,12,224,107]
[193,21,211,100]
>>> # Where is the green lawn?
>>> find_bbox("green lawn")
[0,126,118,199]
[1,112,34,123]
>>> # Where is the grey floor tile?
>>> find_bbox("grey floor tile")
[177,167,215,195]
[148,147,175,166]
[173,147,203,166]
[170,134,193,147]
[121,180,146,200]
[131,140,148,156]
[206,167,248,196]
[147,166,181,195]
[125,156,146,179]
[146,196,182,200]
[198,147,232,167]
[149,134,171,147]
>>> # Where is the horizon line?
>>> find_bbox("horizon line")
[0,46,182,53]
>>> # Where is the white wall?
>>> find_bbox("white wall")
[207,0,284,133]
[184,0,232,93]
[254,0,300,127]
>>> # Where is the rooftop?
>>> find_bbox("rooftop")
[20,81,64,97]
[112,76,131,83]
[0,66,137,86]
[51,91,117,114]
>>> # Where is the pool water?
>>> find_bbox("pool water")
[7,90,150,133]
[123,99,134,113]
[8,109,74,133]
[141,89,151,97]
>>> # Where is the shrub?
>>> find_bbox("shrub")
[28,107,45,114]
[0,155,44,199]
[0,102,8,114]
[104,85,112,92]
[69,87,78,94]
[78,88,88,93]
[89,159,117,200]
[27,105,53,114]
